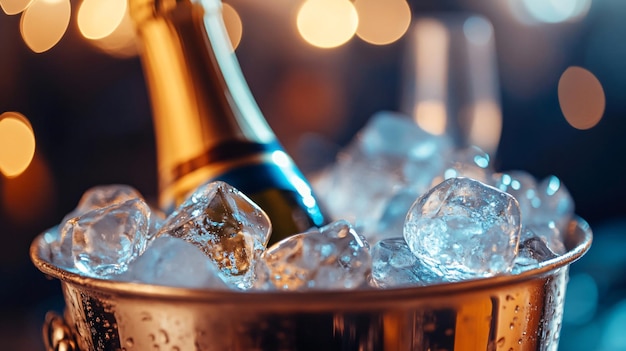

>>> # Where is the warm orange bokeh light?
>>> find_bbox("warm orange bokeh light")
[2,152,56,227]
[354,0,411,45]
[0,0,32,15]
[558,66,605,130]
[77,0,126,40]
[408,18,450,135]
[82,0,138,58]
[222,3,242,50]
[297,0,358,49]
[465,100,502,154]
[0,111,36,178]
[19,0,70,53]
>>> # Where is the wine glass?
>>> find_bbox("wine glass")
[400,12,502,157]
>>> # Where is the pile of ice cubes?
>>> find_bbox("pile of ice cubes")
[42,111,574,291]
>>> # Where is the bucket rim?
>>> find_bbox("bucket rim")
[30,216,592,305]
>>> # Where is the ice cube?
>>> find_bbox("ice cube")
[156,181,271,290]
[313,111,451,230]
[259,220,371,291]
[491,171,539,222]
[61,184,144,224]
[65,198,152,277]
[50,185,146,267]
[529,175,575,230]
[404,177,521,281]
[317,154,403,228]
[118,235,229,289]
[359,111,448,158]
[442,146,492,184]
[522,222,567,255]
[76,184,143,212]
[42,225,75,270]
[512,232,559,274]
[368,189,421,244]
[370,237,442,288]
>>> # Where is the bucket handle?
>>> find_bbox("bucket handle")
[43,311,78,351]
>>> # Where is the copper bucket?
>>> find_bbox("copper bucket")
[31,217,592,351]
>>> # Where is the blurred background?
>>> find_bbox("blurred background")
[1,0,625,349]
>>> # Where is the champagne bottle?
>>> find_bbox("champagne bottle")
[129,0,327,243]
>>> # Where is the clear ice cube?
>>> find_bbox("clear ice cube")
[530,175,575,231]
[404,177,521,281]
[522,222,567,255]
[368,189,421,244]
[259,220,371,291]
[65,198,152,277]
[491,171,539,222]
[359,111,447,158]
[43,225,75,270]
[118,235,228,289]
[512,232,559,274]
[312,111,451,231]
[51,185,146,268]
[370,237,441,288]
[156,181,271,290]
[442,146,492,184]
[74,184,144,214]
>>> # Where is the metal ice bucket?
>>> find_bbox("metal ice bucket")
[31,218,592,351]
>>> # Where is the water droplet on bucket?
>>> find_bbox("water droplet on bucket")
[158,329,169,344]
[125,337,134,347]
[497,337,505,347]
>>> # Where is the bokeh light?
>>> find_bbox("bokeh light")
[562,273,599,326]
[222,2,242,50]
[509,0,591,24]
[465,101,502,154]
[558,66,605,130]
[461,16,501,155]
[0,111,36,178]
[19,0,70,53]
[1,152,56,226]
[0,0,32,15]
[353,0,411,46]
[408,18,450,135]
[463,15,493,46]
[77,0,126,40]
[600,299,626,350]
[85,5,138,58]
[296,0,358,49]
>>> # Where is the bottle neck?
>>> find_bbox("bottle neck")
[130,0,277,206]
